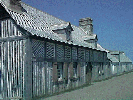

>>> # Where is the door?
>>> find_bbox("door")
[86,62,92,84]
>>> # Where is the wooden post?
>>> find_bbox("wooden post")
[77,62,81,86]
[23,38,32,99]
[45,62,48,94]
[63,62,68,90]
[69,62,73,89]
[52,62,57,93]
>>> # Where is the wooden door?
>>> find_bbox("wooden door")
[86,62,92,84]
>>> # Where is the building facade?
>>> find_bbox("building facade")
[0,0,132,99]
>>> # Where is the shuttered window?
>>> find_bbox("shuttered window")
[65,46,71,61]
[86,50,90,62]
[72,47,77,60]
[32,39,45,58]
[57,44,64,61]
[46,42,55,59]
[78,48,85,61]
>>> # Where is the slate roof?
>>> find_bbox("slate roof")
[107,50,132,63]
[83,34,97,41]
[107,53,119,62]
[120,53,132,63]
[97,44,109,52]
[51,22,73,31]
[0,1,107,52]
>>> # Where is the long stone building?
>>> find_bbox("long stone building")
[0,0,132,99]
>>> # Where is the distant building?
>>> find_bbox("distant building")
[108,51,132,75]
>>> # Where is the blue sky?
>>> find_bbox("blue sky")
[22,0,133,62]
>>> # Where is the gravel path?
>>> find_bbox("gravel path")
[39,72,133,100]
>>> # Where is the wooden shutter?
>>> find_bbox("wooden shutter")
[69,62,73,79]
[52,62,58,83]
[63,62,68,80]
[77,63,81,77]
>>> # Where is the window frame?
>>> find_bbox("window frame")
[57,62,63,81]
[73,62,78,78]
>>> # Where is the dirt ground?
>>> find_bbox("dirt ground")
[0,72,132,100]
[39,72,133,100]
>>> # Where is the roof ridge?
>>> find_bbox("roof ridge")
[21,2,66,23]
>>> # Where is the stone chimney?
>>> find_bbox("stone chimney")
[79,17,93,35]
[1,0,22,13]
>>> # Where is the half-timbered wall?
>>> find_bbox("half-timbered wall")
[0,19,32,99]
[1,40,26,99]
[93,50,104,62]
[1,19,22,38]
[0,18,108,99]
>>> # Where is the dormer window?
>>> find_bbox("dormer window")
[66,29,72,41]
[51,22,73,42]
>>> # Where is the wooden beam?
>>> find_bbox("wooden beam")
[0,36,28,42]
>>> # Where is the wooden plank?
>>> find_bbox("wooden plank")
[16,41,18,97]
[36,62,39,96]
[3,20,5,38]
[35,62,37,96]
[45,62,48,95]
[4,42,8,98]
[7,41,10,98]
[10,41,12,97]
[8,19,10,37]
[1,42,4,97]
[42,64,45,95]
[18,40,20,97]
[1,21,3,38]
[10,20,14,36]
[13,41,15,97]
[19,40,23,97]
[5,20,7,37]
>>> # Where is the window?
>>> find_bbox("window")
[98,63,104,76]
[98,67,101,75]
[66,30,71,41]
[46,42,55,59]
[57,63,63,81]
[73,62,77,78]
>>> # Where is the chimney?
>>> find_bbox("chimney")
[79,17,93,35]
[2,0,23,13]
